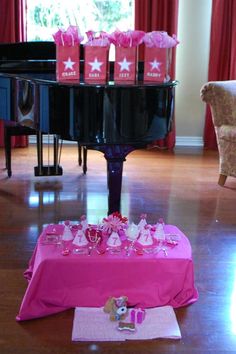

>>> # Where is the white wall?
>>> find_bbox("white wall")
[175,0,212,146]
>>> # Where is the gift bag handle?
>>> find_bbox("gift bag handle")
[61,33,75,47]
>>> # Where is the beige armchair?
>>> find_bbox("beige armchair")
[200,80,236,186]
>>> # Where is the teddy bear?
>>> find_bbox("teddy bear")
[103,296,128,321]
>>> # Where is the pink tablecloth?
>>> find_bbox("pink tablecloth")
[16,225,198,321]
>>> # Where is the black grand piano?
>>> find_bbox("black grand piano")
[0,41,177,214]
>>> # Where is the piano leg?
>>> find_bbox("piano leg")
[78,145,82,166]
[78,145,87,174]
[98,145,135,215]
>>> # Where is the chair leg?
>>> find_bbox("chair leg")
[218,174,227,186]
[36,131,43,175]
[83,146,87,174]
[4,127,12,177]
[78,144,82,166]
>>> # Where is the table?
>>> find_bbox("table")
[16,225,198,321]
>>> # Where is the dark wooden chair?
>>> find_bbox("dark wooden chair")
[4,122,87,177]
[4,123,36,177]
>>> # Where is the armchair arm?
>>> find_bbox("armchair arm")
[200,80,236,126]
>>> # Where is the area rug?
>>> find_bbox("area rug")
[72,305,181,341]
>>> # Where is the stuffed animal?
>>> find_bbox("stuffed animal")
[103,296,128,321]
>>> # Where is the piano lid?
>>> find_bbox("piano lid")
[0,41,56,60]
[0,41,57,73]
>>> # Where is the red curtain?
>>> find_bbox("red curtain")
[204,0,236,149]
[0,0,28,148]
[135,0,179,149]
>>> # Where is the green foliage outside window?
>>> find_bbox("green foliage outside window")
[27,0,134,41]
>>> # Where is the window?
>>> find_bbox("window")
[26,0,134,41]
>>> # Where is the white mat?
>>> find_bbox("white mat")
[72,306,181,341]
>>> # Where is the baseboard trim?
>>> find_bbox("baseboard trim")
[29,135,204,147]
[176,136,203,147]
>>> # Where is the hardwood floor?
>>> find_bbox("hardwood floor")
[0,144,236,354]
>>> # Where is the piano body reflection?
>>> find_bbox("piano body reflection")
[0,42,177,214]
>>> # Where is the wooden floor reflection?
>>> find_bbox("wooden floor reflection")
[0,144,236,354]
